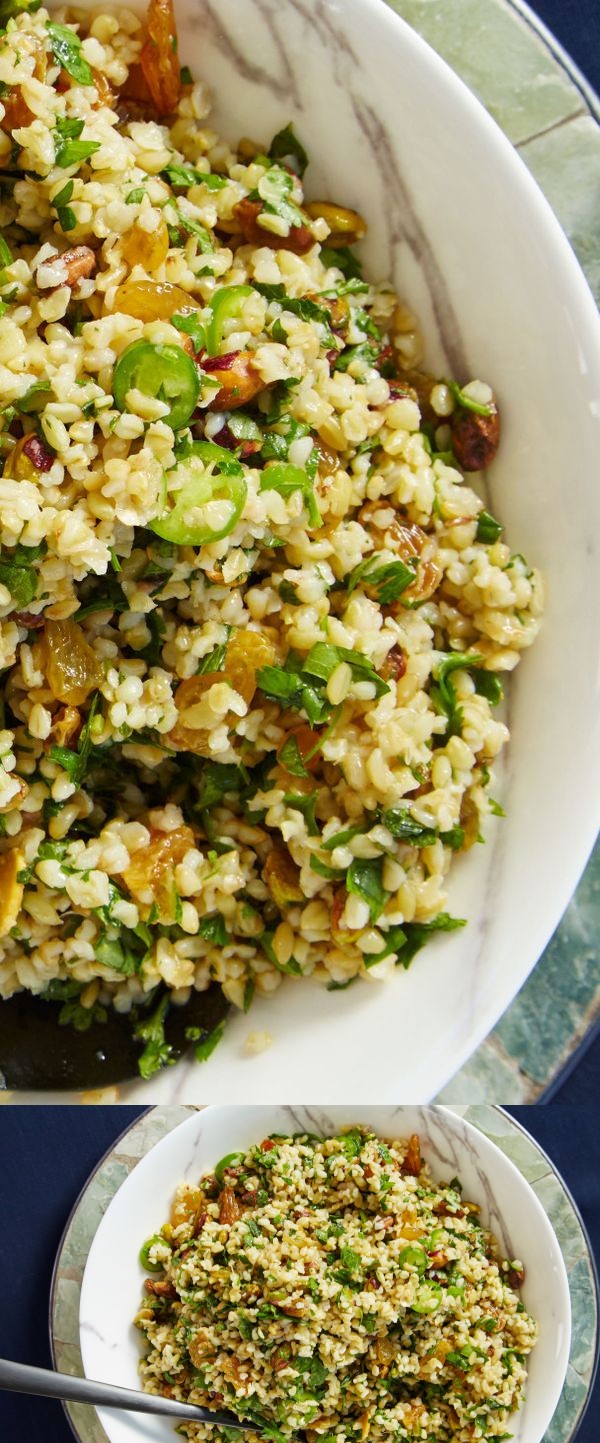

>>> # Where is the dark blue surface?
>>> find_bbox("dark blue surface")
[522,0,600,99]
[0,1106,597,1443]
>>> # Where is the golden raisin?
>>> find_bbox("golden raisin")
[123,824,195,919]
[223,631,275,706]
[113,279,198,321]
[41,620,103,706]
[358,506,441,605]
[263,845,303,906]
[0,849,24,937]
[120,218,169,273]
[168,635,275,754]
[139,0,182,115]
[402,1133,422,1176]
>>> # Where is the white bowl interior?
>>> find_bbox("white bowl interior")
[79,1105,571,1443]
[60,0,600,1102]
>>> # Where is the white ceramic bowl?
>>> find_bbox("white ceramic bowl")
[72,0,600,1102]
[79,1105,571,1443]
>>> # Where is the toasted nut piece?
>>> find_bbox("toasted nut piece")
[60,246,96,288]
[144,1278,178,1298]
[204,351,265,410]
[233,198,314,254]
[219,1187,241,1225]
[263,845,303,907]
[0,777,28,814]
[0,850,24,936]
[305,201,366,246]
[507,1262,525,1288]
[451,403,500,471]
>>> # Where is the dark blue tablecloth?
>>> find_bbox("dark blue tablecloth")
[0,1106,597,1443]
[527,0,600,99]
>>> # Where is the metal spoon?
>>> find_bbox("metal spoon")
[0,1358,247,1426]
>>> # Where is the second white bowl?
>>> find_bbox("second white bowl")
[79,1105,571,1443]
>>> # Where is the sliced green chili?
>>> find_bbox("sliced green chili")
[259,461,321,528]
[150,441,247,546]
[139,1234,167,1272]
[206,285,253,356]
[112,340,199,431]
[215,1150,245,1182]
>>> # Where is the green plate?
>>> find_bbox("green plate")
[49,1104,598,1443]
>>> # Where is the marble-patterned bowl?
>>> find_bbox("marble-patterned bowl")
[78,1105,571,1443]
[74,0,600,1104]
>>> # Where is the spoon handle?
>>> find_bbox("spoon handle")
[0,1357,244,1426]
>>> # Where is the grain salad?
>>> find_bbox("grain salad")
[0,0,544,1075]
[135,1127,538,1442]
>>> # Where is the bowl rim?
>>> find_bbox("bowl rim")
[75,1103,572,1443]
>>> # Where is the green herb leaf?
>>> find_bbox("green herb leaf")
[368,912,466,969]
[94,923,150,976]
[125,186,146,204]
[283,790,319,835]
[260,929,302,974]
[430,651,484,735]
[310,855,344,880]
[254,282,334,340]
[346,856,389,922]
[49,691,101,787]
[320,245,363,280]
[47,21,94,85]
[475,509,503,544]
[196,761,247,811]
[0,550,37,606]
[55,138,101,169]
[133,993,175,1078]
[333,341,379,373]
[259,461,321,529]
[163,162,226,190]
[194,1016,227,1061]
[198,911,229,946]
[381,805,437,846]
[348,555,416,604]
[268,122,308,178]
